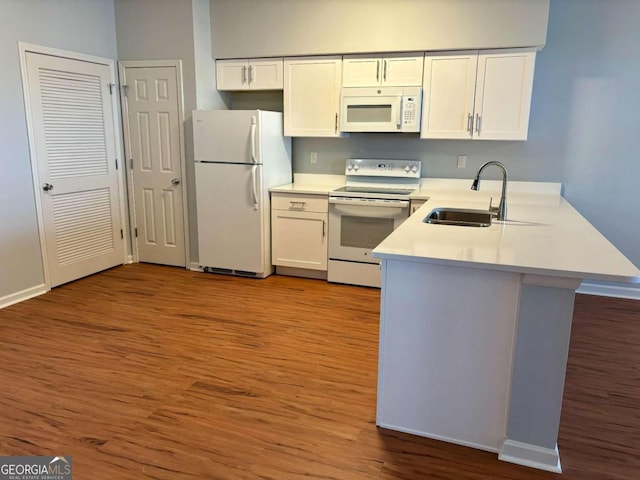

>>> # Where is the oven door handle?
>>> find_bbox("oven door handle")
[329,197,409,208]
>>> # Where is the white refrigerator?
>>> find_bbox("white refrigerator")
[193,110,291,277]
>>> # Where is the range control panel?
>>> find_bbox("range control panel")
[345,159,422,178]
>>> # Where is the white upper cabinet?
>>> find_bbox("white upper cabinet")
[216,58,283,90]
[421,48,536,140]
[421,51,479,140]
[342,53,424,87]
[284,56,343,137]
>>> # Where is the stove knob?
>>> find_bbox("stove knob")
[404,165,411,173]
[347,164,353,171]
[411,165,419,173]
[353,164,360,171]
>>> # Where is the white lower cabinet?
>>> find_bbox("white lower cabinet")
[271,193,328,271]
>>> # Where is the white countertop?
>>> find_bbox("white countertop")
[373,189,640,283]
[271,176,563,199]
[270,173,345,195]
[270,183,337,195]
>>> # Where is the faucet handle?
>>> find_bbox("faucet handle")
[488,196,499,216]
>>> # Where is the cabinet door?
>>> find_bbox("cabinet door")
[272,210,328,270]
[342,56,382,87]
[474,48,536,141]
[284,56,343,137]
[420,51,478,139]
[382,53,424,86]
[248,58,283,90]
[216,59,249,90]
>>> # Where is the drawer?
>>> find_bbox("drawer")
[272,193,328,213]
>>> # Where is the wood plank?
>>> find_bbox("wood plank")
[0,264,638,479]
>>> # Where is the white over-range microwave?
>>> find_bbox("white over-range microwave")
[340,86,422,133]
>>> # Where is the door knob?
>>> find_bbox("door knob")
[42,183,53,191]
[171,178,181,185]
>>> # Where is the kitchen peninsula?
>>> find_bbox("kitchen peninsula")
[372,188,640,473]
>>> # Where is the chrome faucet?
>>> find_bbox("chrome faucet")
[471,161,508,221]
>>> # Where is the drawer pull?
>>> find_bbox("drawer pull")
[290,201,306,208]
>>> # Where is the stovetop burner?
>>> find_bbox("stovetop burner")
[329,159,422,200]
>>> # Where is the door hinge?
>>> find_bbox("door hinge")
[129,158,133,170]
[120,229,123,239]
[115,158,118,170]
[122,84,129,97]
[108,83,116,95]
[135,227,138,238]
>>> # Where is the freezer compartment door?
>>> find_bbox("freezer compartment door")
[196,163,267,274]
[193,110,260,164]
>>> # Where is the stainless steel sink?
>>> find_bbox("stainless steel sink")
[424,208,492,227]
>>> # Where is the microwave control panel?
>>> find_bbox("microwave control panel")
[401,96,419,128]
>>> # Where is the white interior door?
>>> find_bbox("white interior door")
[25,51,124,287]
[121,65,186,266]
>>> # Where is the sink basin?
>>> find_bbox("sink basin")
[424,208,492,227]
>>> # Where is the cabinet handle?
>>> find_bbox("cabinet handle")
[467,113,473,135]
[335,113,338,133]
[289,201,306,209]
[475,114,481,135]
[376,60,380,81]
[248,65,253,83]
[383,59,388,81]
[242,65,247,84]
[322,219,326,237]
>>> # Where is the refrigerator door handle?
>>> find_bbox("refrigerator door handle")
[251,165,259,210]
[250,116,257,164]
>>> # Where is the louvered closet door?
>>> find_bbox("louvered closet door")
[26,52,123,287]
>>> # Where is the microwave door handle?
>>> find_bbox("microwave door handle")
[397,98,403,129]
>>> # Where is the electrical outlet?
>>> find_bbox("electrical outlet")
[310,152,318,164]
[457,155,467,168]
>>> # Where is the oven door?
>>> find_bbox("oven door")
[328,197,409,264]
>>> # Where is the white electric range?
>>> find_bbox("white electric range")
[328,158,421,287]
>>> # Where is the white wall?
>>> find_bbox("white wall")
[0,0,118,301]
[293,1,640,271]
[114,0,225,266]
[552,0,640,273]
[210,0,549,58]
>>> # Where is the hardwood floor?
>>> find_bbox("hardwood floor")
[0,263,638,479]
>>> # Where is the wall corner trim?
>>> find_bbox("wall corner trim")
[499,439,561,473]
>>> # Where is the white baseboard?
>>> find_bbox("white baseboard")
[376,422,499,454]
[499,439,561,473]
[577,280,640,300]
[0,283,48,310]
